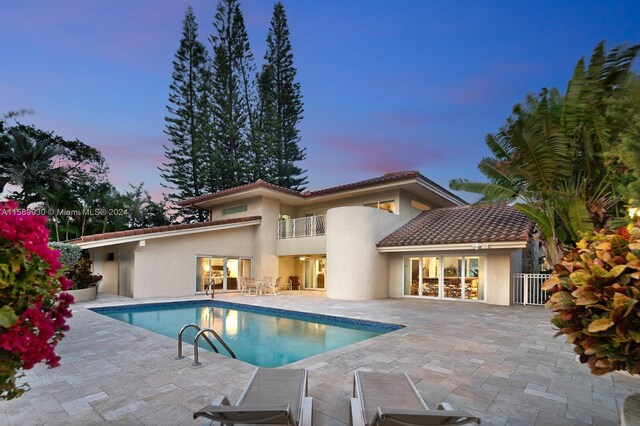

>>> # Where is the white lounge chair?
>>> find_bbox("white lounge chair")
[194,368,313,425]
[350,371,480,426]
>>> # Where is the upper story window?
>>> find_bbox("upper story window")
[223,204,248,215]
[411,199,431,211]
[364,200,396,213]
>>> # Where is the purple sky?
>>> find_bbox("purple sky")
[1,1,638,202]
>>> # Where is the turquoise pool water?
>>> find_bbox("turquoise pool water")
[90,301,403,367]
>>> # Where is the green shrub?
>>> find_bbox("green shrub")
[543,223,640,375]
[49,242,82,269]
[65,258,102,290]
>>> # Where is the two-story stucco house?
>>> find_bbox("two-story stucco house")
[71,170,534,305]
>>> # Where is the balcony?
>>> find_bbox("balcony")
[277,215,326,239]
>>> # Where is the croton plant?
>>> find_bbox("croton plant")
[543,222,640,375]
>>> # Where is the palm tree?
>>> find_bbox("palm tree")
[1,130,67,207]
[450,42,639,264]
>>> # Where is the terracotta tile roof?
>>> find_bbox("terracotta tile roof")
[67,216,261,244]
[179,170,465,207]
[303,170,422,196]
[177,180,302,206]
[377,204,533,247]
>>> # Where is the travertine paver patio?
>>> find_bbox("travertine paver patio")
[1,292,639,426]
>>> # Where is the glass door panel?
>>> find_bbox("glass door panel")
[196,257,211,292]
[404,257,419,296]
[464,257,479,300]
[240,258,252,279]
[303,259,313,288]
[316,258,326,289]
[421,257,440,297]
[226,258,238,290]
[442,256,462,299]
[211,257,224,290]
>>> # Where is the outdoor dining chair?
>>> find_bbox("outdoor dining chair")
[243,277,259,296]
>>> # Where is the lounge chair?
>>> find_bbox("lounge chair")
[194,368,313,425]
[350,371,480,426]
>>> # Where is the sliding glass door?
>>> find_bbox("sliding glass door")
[196,256,252,292]
[403,255,485,302]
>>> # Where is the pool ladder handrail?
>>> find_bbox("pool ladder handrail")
[176,324,219,359]
[175,323,237,367]
[193,328,236,366]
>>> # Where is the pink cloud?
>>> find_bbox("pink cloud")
[314,134,446,175]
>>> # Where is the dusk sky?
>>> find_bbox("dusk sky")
[1,1,638,202]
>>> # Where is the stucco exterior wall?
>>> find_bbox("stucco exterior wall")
[131,226,257,298]
[326,206,406,300]
[398,189,429,220]
[486,250,514,306]
[90,242,138,296]
[296,190,401,217]
[208,196,262,220]
[388,253,405,298]
[254,197,280,280]
[275,235,326,256]
[278,256,296,286]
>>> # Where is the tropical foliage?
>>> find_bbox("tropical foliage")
[542,223,640,375]
[0,201,74,400]
[0,116,169,240]
[450,42,640,263]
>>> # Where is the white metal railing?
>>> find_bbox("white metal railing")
[512,273,551,305]
[277,215,326,239]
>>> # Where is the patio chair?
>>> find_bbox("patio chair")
[263,276,277,295]
[194,367,313,425]
[238,276,246,295]
[274,276,283,292]
[244,277,259,296]
[350,371,480,426]
[288,276,301,290]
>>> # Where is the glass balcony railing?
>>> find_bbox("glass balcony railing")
[277,215,326,239]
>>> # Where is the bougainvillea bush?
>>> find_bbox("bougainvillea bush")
[543,222,640,375]
[0,201,74,400]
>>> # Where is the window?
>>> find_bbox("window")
[105,252,115,262]
[411,199,431,211]
[364,200,396,213]
[223,204,247,215]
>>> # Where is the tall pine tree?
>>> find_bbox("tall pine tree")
[258,2,307,191]
[160,7,210,222]
[208,0,254,190]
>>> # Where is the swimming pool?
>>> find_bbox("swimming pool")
[90,301,404,367]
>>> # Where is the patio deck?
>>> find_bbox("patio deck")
[1,292,639,425]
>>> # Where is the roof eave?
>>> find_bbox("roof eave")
[377,240,528,252]
[182,186,305,209]
[416,175,467,206]
[74,219,261,249]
